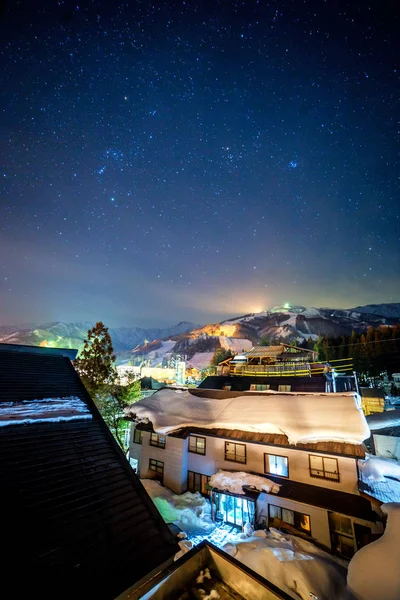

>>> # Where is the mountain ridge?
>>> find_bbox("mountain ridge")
[1,303,399,368]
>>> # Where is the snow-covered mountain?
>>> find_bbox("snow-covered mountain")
[350,303,400,320]
[0,303,398,368]
[0,321,198,353]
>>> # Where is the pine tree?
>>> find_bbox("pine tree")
[74,322,117,397]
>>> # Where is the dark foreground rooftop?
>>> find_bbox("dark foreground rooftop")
[0,346,178,599]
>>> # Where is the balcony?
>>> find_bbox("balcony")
[229,362,312,377]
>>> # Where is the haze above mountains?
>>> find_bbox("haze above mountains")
[1,304,399,365]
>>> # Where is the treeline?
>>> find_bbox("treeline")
[314,325,400,377]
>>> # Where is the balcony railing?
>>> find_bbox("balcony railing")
[229,363,312,377]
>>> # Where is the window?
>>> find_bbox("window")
[149,459,164,476]
[250,384,270,391]
[309,455,339,481]
[329,512,355,558]
[278,385,291,392]
[225,441,246,464]
[150,433,166,449]
[133,429,142,444]
[187,471,211,496]
[269,504,311,534]
[264,453,289,477]
[188,435,206,455]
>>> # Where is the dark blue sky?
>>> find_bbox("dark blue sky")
[0,1,399,327]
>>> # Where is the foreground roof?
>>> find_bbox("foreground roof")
[0,346,178,599]
[126,388,370,449]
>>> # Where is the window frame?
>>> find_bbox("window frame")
[187,470,211,497]
[309,454,340,482]
[149,432,166,449]
[149,458,164,475]
[268,503,311,535]
[188,434,206,455]
[133,429,142,444]
[224,441,247,464]
[264,452,289,478]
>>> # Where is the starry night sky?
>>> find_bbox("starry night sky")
[0,1,399,327]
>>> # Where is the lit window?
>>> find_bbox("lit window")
[309,455,339,481]
[150,433,166,449]
[225,441,246,464]
[188,435,206,455]
[278,385,291,392]
[187,471,211,496]
[264,453,289,477]
[269,504,311,533]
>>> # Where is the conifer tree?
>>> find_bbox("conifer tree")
[74,322,117,398]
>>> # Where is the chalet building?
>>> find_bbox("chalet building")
[360,387,385,416]
[211,344,357,393]
[126,387,383,559]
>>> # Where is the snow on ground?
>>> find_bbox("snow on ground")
[128,388,369,446]
[209,470,280,495]
[0,396,92,427]
[218,336,252,353]
[188,352,215,370]
[223,528,348,600]
[141,479,214,535]
[142,479,348,600]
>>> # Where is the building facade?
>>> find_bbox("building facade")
[128,404,382,559]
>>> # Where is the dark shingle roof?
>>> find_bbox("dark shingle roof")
[0,346,178,599]
[264,475,377,522]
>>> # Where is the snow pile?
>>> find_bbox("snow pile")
[141,479,215,535]
[209,470,280,495]
[223,528,347,600]
[347,503,400,600]
[358,455,400,482]
[0,396,92,427]
[128,388,369,446]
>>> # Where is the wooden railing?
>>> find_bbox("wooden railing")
[229,358,354,378]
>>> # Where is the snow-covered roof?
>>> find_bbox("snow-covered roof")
[0,396,92,427]
[127,388,370,446]
[367,410,400,432]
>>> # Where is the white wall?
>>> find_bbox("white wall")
[257,493,332,548]
[139,431,188,493]
[373,434,400,461]
[256,493,383,550]
[188,435,360,494]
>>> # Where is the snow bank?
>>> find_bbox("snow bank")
[223,528,347,600]
[141,479,214,535]
[358,455,400,483]
[347,503,400,600]
[128,388,369,446]
[0,396,92,427]
[209,470,280,495]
